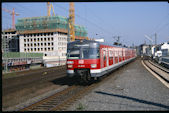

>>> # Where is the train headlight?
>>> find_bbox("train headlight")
[91,64,97,68]
[68,65,73,68]
[67,61,74,64]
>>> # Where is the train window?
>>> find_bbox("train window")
[82,48,99,59]
[67,49,80,59]
[104,56,106,60]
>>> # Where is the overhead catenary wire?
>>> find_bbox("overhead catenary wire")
[53,3,114,36]
[3,23,12,30]
[3,3,40,15]
[2,3,46,20]
[2,3,42,29]
[154,23,169,34]
[3,3,114,37]
[149,13,169,37]
[2,15,11,20]
[54,3,126,43]
[80,4,121,35]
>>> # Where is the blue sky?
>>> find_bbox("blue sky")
[2,2,169,46]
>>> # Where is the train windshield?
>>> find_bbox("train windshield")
[67,48,80,59]
[81,48,99,59]
[67,48,99,59]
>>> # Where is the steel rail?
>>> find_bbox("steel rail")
[143,60,169,83]
[148,60,169,74]
[19,85,78,111]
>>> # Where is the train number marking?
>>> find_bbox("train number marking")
[79,60,84,64]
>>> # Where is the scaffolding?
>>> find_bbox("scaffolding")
[1,33,9,52]
[15,15,88,38]
[1,29,19,52]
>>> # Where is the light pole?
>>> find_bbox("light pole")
[155,33,157,45]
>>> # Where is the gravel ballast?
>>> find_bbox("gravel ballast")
[3,85,68,111]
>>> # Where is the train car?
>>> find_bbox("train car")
[159,57,169,69]
[159,47,169,69]
[153,42,169,68]
[66,40,136,82]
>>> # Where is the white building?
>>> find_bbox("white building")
[16,15,88,67]
[19,32,67,67]
[161,42,169,50]
[94,38,104,42]
[142,45,149,55]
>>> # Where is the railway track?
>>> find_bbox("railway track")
[17,58,136,111]
[3,67,67,95]
[3,65,66,79]
[19,85,81,111]
[142,60,169,88]
[18,68,120,111]
[18,81,97,111]
[148,60,169,74]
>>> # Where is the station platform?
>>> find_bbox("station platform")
[68,59,169,110]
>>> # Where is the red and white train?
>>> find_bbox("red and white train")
[66,40,136,82]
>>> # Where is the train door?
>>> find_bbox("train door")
[119,48,122,62]
[101,48,107,68]
[117,50,119,63]
[115,49,118,64]
[122,48,123,61]
[100,48,104,68]
[113,48,115,64]
[106,48,109,67]
[101,48,109,68]
[116,48,119,64]
[123,48,125,61]
[109,48,113,65]
[103,49,107,67]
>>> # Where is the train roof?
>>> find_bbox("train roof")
[68,39,133,49]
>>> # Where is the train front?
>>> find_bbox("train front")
[66,40,100,82]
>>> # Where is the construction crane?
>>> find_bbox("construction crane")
[68,2,75,41]
[47,2,55,16]
[2,8,19,29]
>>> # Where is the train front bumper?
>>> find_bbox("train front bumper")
[67,69,102,78]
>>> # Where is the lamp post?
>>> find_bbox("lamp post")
[155,33,157,45]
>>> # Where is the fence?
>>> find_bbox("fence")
[2,52,43,73]
[2,52,43,58]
